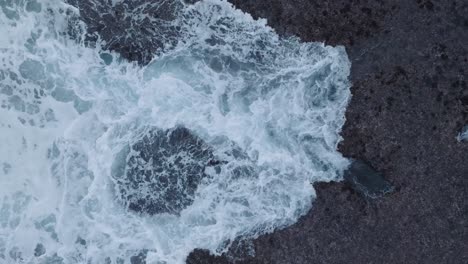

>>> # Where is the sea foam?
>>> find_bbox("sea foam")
[0,0,351,263]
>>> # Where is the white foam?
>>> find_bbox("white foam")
[0,0,351,263]
[457,126,468,142]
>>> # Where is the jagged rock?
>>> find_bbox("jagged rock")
[130,250,148,264]
[188,0,468,263]
[67,0,468,262]
[66,0,185,64]
[112,126,216,215]
[343,160,394,199]
[34,243,45,257]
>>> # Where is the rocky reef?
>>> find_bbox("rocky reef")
[188,0,468,263]
[67,0,184,64]
[111,126,216,215]
[68,0,468,263]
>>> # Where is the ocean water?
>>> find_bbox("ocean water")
[457,126,468,142]
[0,0,351,263]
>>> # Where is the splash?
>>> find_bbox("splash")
[0,0,351,263]
[457,126,468,142]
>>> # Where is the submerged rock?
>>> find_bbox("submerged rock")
[66,0,186,65]
[130,250,148,264]
[33,243,45,257]
[343,160,394,199]
[112,126,216,215]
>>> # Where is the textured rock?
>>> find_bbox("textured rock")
[67,0,468,262]
[112,126,215,215]
[343,160,394,199]
[188,0,468,263]
[33,243,46,257]
[67,0,185,64]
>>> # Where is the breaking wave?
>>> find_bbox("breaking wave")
[0,0,351,263]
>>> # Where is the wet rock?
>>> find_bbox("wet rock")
[343,160,394,199]
[67,0,468,262]
[66,0,186,65]
[112,126,216,215]
[186,249,229,264]
[34,243,46,257]
[189,0,468,263]
[75,237,86,246]
[130,250,148,264]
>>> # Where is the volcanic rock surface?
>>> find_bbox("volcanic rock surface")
[112,126,215,215]
[68,0,468,263]
[187,0,468,263]
[67,0,184,64]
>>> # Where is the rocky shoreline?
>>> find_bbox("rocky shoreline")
[188,0,468,263]
[67,0,468,263]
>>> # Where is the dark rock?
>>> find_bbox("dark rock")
[186,249,230,264]
[33,243,45,257]
[130,250,148,264]
[66,0,186,65]
[187,238,256,264]
[188,0,468,263]
[75,237,86,246]
[68,0,468,262]
[112,126,216,215]
[343,160,394,199]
